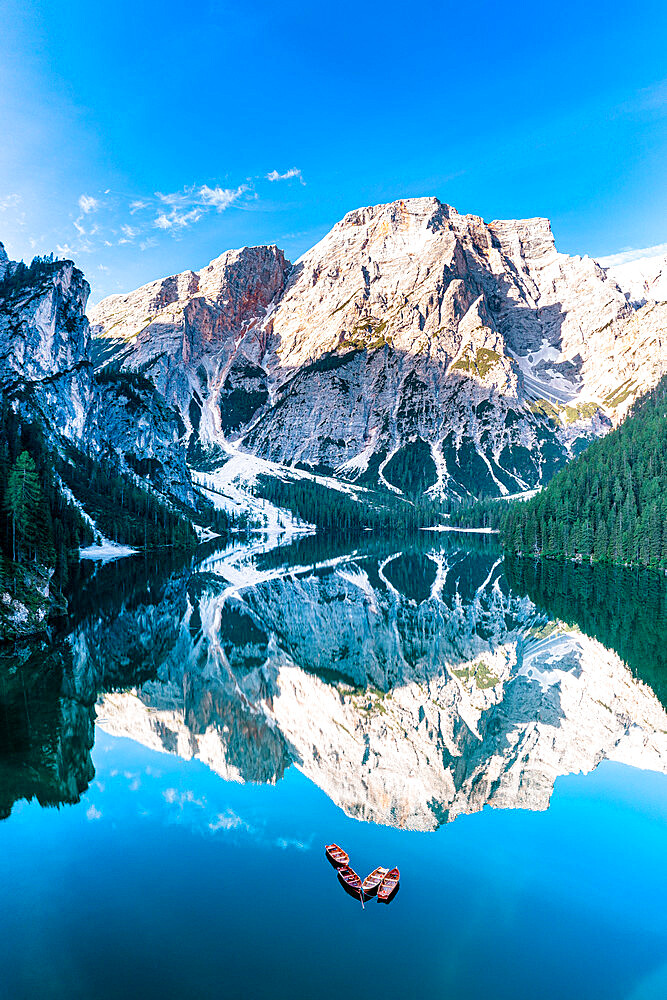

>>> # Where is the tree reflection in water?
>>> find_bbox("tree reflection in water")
[2,533,667,827]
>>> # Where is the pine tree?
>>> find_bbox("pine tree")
[5,451,42,561]
[594,520,608,562]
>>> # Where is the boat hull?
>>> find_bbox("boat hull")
[361,867,388,897]
[377,868,400,903]
[325,844,349,868]
[337,865,364,899]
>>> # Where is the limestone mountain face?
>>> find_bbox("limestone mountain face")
[0,244,195,503]
[0,251,93,439]
[92,537,667,830]
[606,251,667,307]
[89,199,667,499]
[90,246,291,462]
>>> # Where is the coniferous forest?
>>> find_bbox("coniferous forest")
[0,402,92,594]
[0,398,216,628]
[502,377,667,570]
[254,473,442,533]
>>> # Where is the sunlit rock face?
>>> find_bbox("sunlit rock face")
[0,244,195,501]
[605,251,667,307]
[93,539,667,831]
[89,199,667,499]
[89,246,291,464]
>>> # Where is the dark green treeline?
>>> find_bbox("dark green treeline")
[0,400,201,602]
[503,378,667,570]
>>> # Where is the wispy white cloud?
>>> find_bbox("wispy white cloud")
[152,183,248,230]
[616,79,667,118]
[40,167,303,269]
[266,167,305,185]
[596,242,667,267]
[200,183,248,210]
[56,241,94,256]
[154,207,202,231]
[86,804,102,821]
[275,836,310,851]
[78,194,99,214]
[154,213,174,230]
[163,787,205,808]
[0,193,21,211]
[156,190,189,208]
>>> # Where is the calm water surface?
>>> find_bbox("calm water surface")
[1,533,667,999]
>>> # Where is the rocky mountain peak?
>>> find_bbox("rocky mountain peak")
[197,244,291,312]
[605,252,667,307]
[87,197,667,500]
[90,243,291,350]
[0,242,8,281]
[336,195,448,232]
[0,255,91,387]
[487,216,556,265]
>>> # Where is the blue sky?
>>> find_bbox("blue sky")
[1,0,666,303]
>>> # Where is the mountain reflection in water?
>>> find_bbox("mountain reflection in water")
[2,532,667,828]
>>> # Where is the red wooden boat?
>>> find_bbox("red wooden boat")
[377,867,400,902]
[337,864,364,899]
[361,866,388,897]
[325,843,349,868]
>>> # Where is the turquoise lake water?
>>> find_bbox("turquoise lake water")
[1,533,667,999]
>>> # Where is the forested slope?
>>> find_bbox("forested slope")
[504,378,667,569]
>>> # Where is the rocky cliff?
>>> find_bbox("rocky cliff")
[607,251,667,307]
[0,243,196,506]
[90,198,667,500]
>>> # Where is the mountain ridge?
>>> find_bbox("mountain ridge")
[89,196,667,501]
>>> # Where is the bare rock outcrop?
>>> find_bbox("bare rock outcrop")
[89,198,667,499]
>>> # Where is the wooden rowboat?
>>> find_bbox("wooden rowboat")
[325,843,349,868]
[337,864,364,898]
[377,867,400,902]
[361,866,388,897]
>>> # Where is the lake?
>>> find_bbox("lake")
[1,532,667,999]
